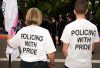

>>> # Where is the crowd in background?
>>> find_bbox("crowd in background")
[0,12,99,47]
[40,12,99,47]
[40,14,73,47]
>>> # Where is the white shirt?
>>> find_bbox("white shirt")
[61,19,99,68]
[9,25,56,62]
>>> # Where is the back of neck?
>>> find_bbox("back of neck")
[76,14,86,20]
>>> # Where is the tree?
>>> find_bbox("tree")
[89,0,100,18]
[0,0,100,25]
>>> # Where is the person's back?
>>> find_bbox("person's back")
[8,8,56,68]
[61,0,99,68]
[18,25,55,62]
[62,19,99,68]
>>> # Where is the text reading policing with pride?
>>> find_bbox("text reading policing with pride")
[21,34,44,55]
[71,29,96,50]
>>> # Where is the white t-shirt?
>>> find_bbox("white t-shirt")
[9,25,56,62]
[61,19,99,68]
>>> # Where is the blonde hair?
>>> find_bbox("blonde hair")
[25,8,42,25]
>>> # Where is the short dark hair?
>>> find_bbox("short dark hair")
[75,0,88,14]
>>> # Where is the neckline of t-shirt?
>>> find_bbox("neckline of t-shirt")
[76,19,86,21]
[29,25,39,27]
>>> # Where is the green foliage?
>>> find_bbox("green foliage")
[0,0,100,22]
[96,9,100,22]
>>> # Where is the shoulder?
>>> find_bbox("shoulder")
[86,20,98,29]
[17,26,27,32]
[15,26,29,35]
[64,21,76,29]
[38,27,51,38]
[39,26,49,32]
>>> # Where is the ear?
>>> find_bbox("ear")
[85,9,88,14]
[74,10,76,15]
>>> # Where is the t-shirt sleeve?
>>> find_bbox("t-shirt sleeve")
[94,27,100,42]
[60,26,70,43]
[8,31,21,48]
[43,30,56,54]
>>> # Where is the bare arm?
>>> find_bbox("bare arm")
[7,35,13,48]
[92,41,100,52]
[47,52,55,68]
[62,43,69,58]
[92,43,95,52]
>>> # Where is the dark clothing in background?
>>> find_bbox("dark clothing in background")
[20,60,50,68]
[57,21,66,46]
[50,22,56,47]
[40,20,56,47]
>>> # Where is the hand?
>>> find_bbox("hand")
[7,35,13,40]
[50,65,54,68]
[49,63,54,68]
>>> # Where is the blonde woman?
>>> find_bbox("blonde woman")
[8,8,56,68]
